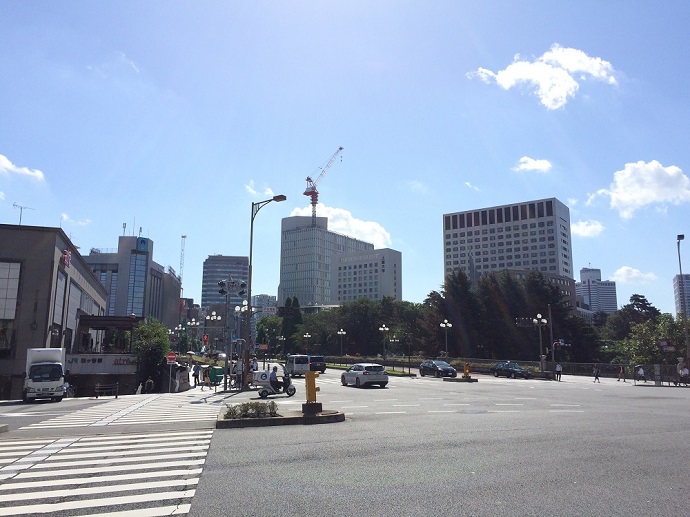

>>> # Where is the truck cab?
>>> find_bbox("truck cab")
[23,348,67,403]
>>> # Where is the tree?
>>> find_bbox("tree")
[131,317,170,392]
[281,297,303,354]
[602,294,661,341]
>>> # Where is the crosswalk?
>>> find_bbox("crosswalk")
[0,429,212,516]
[20,393,224,430]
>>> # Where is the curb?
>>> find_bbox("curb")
[216,409,345,429]
[443,377,479,383]
[0,424,7,434]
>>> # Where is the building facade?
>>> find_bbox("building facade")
[201,255,249,310]
[334,248,402,303]
[84,236,181,329]
[0,224,108,400]
[443,198,573,282]
[673,274,690,318]
[279,216,374,306]
[575,267,618,314]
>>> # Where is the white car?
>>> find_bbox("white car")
[341,363,388,388]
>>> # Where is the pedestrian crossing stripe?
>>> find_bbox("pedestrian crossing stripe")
[0,430,212,516]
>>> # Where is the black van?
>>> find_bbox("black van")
[308,355,327,373]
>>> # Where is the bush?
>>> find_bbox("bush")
[224,401,278,419]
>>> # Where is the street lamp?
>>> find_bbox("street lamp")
[337,328,346,358]
[677,234,690,368]
[303,332,311,354]
[533,313,548,372]
[277,335,285,355]
[243,194,286,389]
[440,319,453,358]
[379,325,389,359]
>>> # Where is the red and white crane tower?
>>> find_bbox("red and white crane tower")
[303,146,344,226]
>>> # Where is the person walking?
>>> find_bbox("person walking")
[617,365,626,382]
[192,362,200,387]
[555,363,562,381]
[593,364,600,383]
[637,366,646,383]
[144,376,154,393]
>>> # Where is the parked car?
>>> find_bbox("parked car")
[490,361,531,379]
[341,363,388,388]
[419,360,457,378]
[308,355,327,373]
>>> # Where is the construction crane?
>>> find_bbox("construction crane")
[179,236,187,319]
[303,146,344,226]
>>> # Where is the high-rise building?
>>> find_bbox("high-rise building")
[334,248,402,303]
[201,255,249,310]
[575,267,618,314]
[278,216,374,306]
[442,198,573,281]
[85,236,181,328]
[673,274,690,317]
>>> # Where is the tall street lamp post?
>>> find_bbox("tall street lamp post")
[379,325,389,359]
[677,234,690,367]
[187,318,199,351]
[337,328,346,359]
[303,333,311,354]
[533,313,548,372]
[440,319,453,358]
[277,335,285,356]
[243,194,286,390]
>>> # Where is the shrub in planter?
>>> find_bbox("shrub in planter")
[224,401,278,419]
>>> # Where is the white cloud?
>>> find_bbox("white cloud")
[406,180,430,195]
[0,191,4,201]
[0,154,45,181]
[464,182,480,191]
[567,197,578,207]
[512,156,552,173]
[87,51,140,78]
[587,160,690,219]
[467,43,617,109]
[244,181,275,197]
[611,266,657,284]
[571,220,605,237]
[289,204,392,249]
[61,213,91,226]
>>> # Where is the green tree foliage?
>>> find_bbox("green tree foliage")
[281,297,303,354]
[255,316,283,354]
[601,294,661,341]
[131,317,170,391]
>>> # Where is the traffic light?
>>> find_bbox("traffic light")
[238,281,247,297]
[203,334,209,345]
[218,280,227,295]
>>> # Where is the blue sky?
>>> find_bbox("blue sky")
[2,2,690,315]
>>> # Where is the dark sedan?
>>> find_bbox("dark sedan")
[490,361,531,379]
[419,360,457,378]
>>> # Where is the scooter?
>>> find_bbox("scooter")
[256,365,296,398]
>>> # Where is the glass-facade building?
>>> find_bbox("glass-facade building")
[279,216,374,306]
[201,255,249,310]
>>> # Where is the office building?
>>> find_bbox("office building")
[443,198,573,282]
[201,255,249,310]
[85,236,181,328]
[279,216,374,306]
[0,224,108,399]
[575,268,618,314]
[673,274,690,318]
[334,248,402,303]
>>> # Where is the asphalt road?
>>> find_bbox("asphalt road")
[1,370,689,516]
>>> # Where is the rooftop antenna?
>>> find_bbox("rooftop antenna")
[138,226,142,237]
[122,223,126,236]
[13,202,35,225]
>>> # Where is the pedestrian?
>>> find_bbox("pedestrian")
[555,363,562,381]
[144,376,154,393]
[200,367,210,391]
[637,366,646,383]
[593,365,600,383]
[192,362,200,387]
[617,365,626,382]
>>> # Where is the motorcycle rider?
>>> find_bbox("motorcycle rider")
[269,365,283,392]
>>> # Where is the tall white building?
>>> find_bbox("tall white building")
[443,198,573,281]
[334,248,402,303]
[279,216,374,306]
[673,274,690,317]
[575,267,618,314]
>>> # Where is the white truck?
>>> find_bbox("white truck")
[23,348,67,403]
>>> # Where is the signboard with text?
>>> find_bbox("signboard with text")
[66,354,137,375]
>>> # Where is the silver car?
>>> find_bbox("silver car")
[341,363,388,388]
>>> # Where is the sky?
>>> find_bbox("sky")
[2,2,690,315]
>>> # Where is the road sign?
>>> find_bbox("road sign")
[166,351,177,363]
